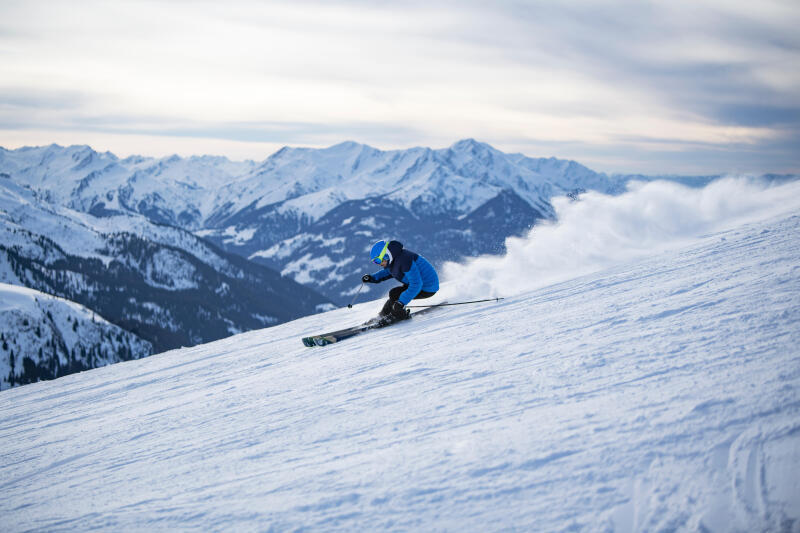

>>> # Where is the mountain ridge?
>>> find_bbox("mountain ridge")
[4,140,797,305]
[0,282,152,389]
[0,139,633,299]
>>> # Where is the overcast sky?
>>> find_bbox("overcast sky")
[1,0,798,174]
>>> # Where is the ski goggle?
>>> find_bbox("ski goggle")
[371,241,390,265]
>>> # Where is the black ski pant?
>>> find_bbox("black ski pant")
[381,285,436,316]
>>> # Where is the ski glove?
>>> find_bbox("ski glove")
[391,301,410,319]
[362,274,377,283]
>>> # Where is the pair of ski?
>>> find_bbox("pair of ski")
[302,305,442,347]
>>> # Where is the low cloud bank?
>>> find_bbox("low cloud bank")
[440,177,800,300]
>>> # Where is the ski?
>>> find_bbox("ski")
[301,304,444,347]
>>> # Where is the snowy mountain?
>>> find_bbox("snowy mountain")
[1,178,798,531]
[193,139,632,302]
[0,144,254,228]
[0,283,151,389]
[10,140,789,305]
[0,178,331,360]
[2,140,638,303]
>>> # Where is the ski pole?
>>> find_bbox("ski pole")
[406,297,504,308]
[347,282,366,309]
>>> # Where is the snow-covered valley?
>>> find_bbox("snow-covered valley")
[2,179,798,531]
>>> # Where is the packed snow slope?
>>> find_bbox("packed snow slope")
[1,181,799,532]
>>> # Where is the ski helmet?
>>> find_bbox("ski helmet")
[370,240,393,265]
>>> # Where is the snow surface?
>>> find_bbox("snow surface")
[0,283,53,314]
[1,184,799,531]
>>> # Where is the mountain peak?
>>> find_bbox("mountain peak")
[326,140,372,154]
[450,138,494,152]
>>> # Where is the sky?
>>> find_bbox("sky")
[0,0,798,175]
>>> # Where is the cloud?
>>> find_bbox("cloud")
[0,87,91,111]
[0,0,798,173]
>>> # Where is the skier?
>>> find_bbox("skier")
[361,239,439,323]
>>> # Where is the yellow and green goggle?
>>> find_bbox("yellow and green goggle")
[371,241,390,265]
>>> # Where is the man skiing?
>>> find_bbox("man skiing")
[361,239,439,323]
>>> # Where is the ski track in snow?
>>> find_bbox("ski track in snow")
[1,213,799,532]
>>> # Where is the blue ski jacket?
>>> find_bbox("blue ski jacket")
[370,240,439,305]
